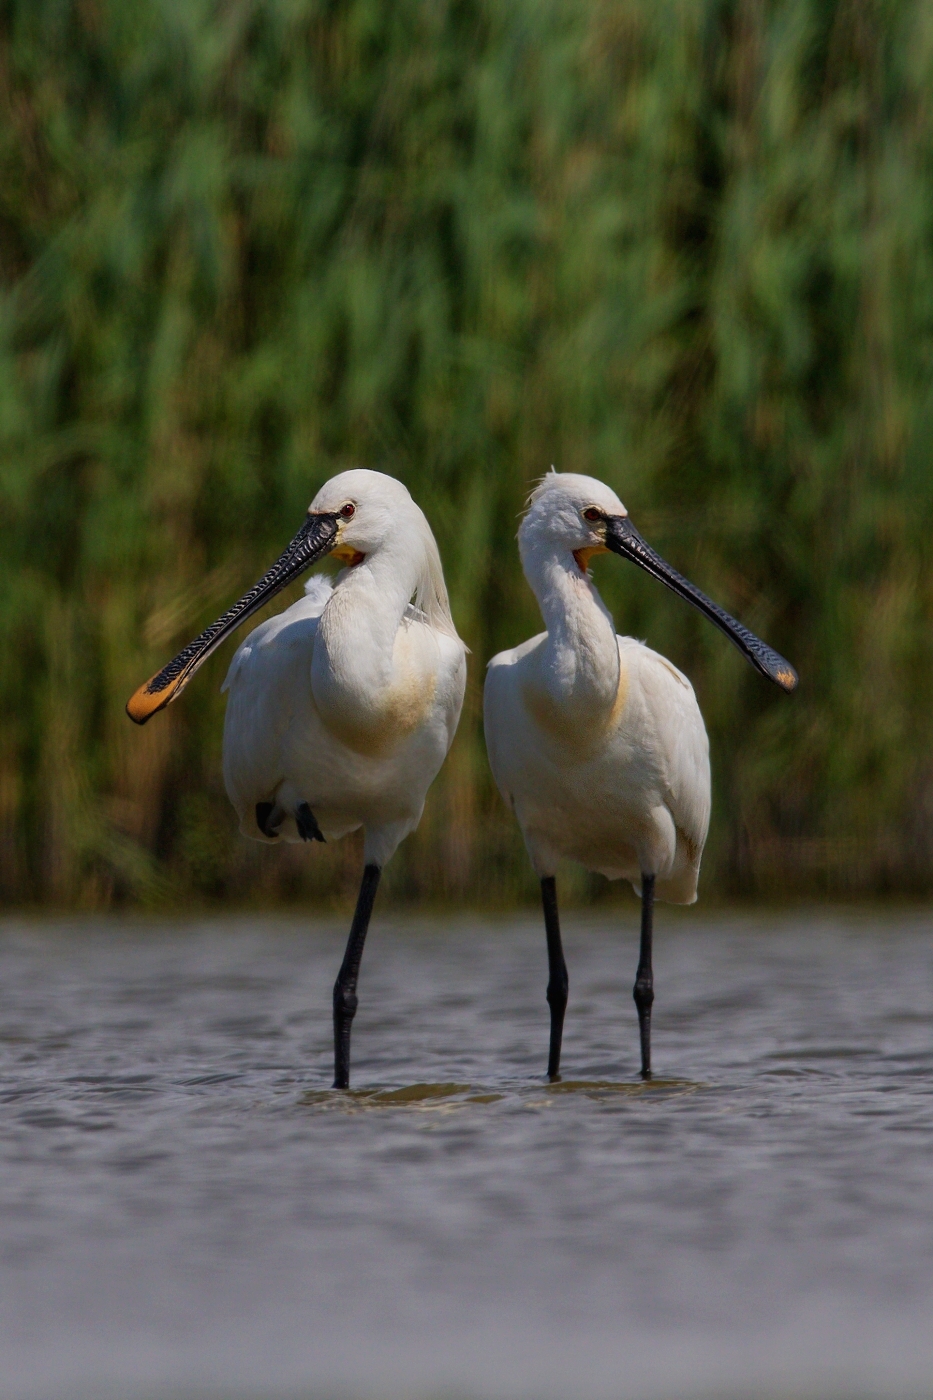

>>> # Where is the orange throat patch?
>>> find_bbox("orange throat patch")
[330,545,365,567]
[573,543,609,575]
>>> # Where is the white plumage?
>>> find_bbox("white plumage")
[222,562,465,871]
[484,470,795,1081]
[485,473,710,903]
[128,464,792,1088]
[486,633,710,903]
[127,468,466,1088]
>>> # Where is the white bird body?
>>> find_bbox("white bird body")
[485,631,710,902]
[127,467,465,1087]
[223,573,466,868]
[485,474,710,903]
[483,469,802,1080]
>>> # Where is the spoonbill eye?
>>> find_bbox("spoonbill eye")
[583,507,602,523]
[340,503,356,519]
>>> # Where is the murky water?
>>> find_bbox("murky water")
[1,908,932,1400]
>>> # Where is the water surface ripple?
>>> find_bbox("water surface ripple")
[1,910,932,1400]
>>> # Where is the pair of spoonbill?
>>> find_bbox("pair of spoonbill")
[128,469,796,1086]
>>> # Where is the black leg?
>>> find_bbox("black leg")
[633,873,655,1080]
[295,801,325,843]
[332,863,381,1089]
[541,876,569,1081]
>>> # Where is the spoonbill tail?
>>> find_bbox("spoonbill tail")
[483,472,796,1081]
[128,470,466,1088]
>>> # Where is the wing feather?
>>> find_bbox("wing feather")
[624,639,711,857]
[221,593,328,823]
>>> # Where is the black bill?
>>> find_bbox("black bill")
[605,515,798,693]
[127,512,340,724]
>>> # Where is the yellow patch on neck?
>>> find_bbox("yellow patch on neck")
[331,544,365,567]
[323,670,438,758]
[573,543,609,575]
[522,647,629,756]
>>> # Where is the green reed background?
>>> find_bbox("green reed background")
[2,0,932,907]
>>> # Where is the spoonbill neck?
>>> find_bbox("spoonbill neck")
[522,546,621,718]
[312,540,431,738]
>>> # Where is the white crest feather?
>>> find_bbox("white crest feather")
[408,507,463,646]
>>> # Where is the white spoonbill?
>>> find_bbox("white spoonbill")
[128,470,467,1088]
[484,472,797,1080]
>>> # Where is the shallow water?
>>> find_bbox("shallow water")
[1,908,932,1400]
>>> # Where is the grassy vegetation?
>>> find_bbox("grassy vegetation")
[2,0,933,908]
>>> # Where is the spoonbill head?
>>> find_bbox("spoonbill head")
[484,470,796,1081]
[128,469,466,1088]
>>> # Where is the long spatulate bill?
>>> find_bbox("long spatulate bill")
[127,512,340,724]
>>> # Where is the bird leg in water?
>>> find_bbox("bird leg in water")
[541,876,569,1081]
[332,863,382,1089]
[295,802,325,843]
[633,874,655,1079]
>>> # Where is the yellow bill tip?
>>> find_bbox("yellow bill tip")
[126,675,180,725]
